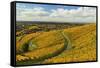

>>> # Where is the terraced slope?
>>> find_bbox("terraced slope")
[42,24,96,64]
[16,23,96,65]
[16,30,70,65]
[16,32,42,53]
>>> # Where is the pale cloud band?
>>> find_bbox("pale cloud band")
[16,3,96,23]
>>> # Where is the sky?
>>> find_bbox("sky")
[16,3,96,23]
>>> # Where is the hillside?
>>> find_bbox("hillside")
[16,23,96,65]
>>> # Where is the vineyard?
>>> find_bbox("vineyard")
[16,23,96,65]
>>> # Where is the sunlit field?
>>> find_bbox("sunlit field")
[16,23,96,65]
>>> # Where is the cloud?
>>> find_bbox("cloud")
[17,7,49,21]
[17,6,96,23]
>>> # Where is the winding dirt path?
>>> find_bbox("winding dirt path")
[16,31,70,65]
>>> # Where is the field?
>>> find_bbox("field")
[16,22,97,65]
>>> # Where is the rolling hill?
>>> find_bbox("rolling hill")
[16,23,96,65]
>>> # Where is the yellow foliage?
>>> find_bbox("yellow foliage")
[16,32,42,53]
[16,23,96,64]
[16,43,64,62]
[42,24,96,64]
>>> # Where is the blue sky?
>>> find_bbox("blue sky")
[16,3,96,23]
[16,3,79,11]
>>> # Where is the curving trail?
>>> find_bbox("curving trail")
[42,24,96,64]
[16,24,96,65]
[16,31,70,65]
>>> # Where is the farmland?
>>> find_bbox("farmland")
[16,22,96,65]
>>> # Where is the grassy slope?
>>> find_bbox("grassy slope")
[16,23,96,64]
[16,30,67,65]
[42,23,96,63]
[16,32,42,53]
